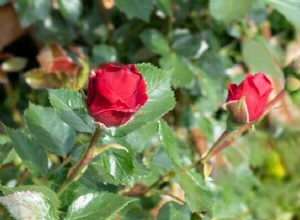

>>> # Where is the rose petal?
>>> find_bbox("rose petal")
[227,84,240,101]
[92,67,142,106]
[252,72,272,96]
[135,79,148,106]
[92,109,135,127]
[250,88,272,122]
[102,63,124,71]
[88,64,148,127]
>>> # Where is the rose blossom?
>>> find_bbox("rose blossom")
[87,63,148,127]
[224,73,272,123]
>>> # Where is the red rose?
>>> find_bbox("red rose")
[224,73,272,123]
[87,63,148,127]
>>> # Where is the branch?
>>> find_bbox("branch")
[56,127,102,196]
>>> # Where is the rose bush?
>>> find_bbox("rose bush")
[87,63,148,127]
[1,0,298,219]
[224,73,273,123]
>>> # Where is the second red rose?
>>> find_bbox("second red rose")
[224,73,273,123]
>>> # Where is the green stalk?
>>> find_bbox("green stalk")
[56,127,102,196]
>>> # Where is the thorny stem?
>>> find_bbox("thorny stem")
[145,89,286,195]
[209,124,251,158]
[264,89,285,113]
[56,128,102,196]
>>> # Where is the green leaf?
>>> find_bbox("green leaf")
[140,29,170,55]
[0,136,13,166]
[1,57,27,72]
[24,103,76,156]
[65,192,136,220]
[120,200,155,220]
[114,0,154,22]
[35,14,75,45]
[157,202,191,220]
[4,126,48,176]
[209,0,253,22]
[79,3,104,45]
[14,0,51,27]
[49,89,84,109]
[178,171,214,212]
[87,139,135,185]
[0,185,59,220]
[149,147,174,175]
[195,69,226,114]
[156,0,172,16]
[160,54,194,88]
[172,33,203,58]
[57,0,82,22]
[158,119,181,166]
[48,89,94,133]
[265,0,300,29]
[91,44,117,67]
[0,143,12,166]
[242,38,283,77]
[125,121,159,153]
[114,63,175,136]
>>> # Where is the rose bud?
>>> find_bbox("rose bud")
[224,73,272,124]
[87,63,148,127]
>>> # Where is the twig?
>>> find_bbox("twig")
[56,128,102,196]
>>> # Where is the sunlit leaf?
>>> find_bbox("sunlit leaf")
[0,185,59,220]
[65,192,136,220]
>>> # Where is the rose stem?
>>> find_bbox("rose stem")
[264,89,285,113]
[207,124,251,159]
[145,90,286,195]
[144,129,239,195]
[56,127,102,196]
[1,69,23,127]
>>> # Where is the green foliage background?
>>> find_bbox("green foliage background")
[1,0,300,219]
